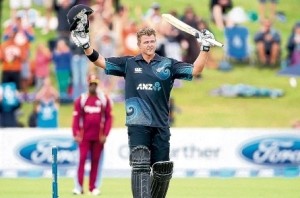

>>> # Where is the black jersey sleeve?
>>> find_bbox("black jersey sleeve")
[171,58,194,81]
[105,56,133,77]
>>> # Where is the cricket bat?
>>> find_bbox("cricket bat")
[162,13,224,47]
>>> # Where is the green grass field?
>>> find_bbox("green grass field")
[1,178,300,198]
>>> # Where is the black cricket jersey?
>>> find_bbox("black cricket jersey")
[105,54,193,127]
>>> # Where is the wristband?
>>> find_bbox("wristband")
[87,49,99,62]
[200,45,210,52]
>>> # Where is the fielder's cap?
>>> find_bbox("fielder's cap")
[67,4,94,31]
[88,74,99,84]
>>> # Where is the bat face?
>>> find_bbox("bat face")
[162,14,197,37]
[162,14,224,47]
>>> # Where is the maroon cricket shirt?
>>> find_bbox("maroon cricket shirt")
[72,94,112,141]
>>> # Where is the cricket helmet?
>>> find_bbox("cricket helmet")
[67,4,94,31]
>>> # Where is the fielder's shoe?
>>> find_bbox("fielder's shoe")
[72,188,83,195]
[90,188,101,196]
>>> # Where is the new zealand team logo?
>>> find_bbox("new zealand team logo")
[152,59,171,80]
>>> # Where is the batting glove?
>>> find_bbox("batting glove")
[197,29,215,52]
[71,30,90,49]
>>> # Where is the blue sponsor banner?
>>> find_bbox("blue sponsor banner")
[1,128,300,178]
[17,136,78,167]
[240,136,300,166]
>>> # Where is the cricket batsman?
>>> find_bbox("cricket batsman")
[68,4,215,198]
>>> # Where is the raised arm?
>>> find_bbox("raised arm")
[192,50,209,76]
[192,29,215,77]
[67,4,106,69]
[71,31,106,69]
[84,45,106,69]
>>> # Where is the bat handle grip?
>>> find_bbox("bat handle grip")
[195,32,223,47]
[206,38,224,47]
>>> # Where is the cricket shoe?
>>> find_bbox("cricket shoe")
[72,188,83,195]
[90,188,101,196]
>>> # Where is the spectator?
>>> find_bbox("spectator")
[95,31,119,93]
[144,2,162,29]
[287,21,300,66]
[111,4,129,56]
[258,0,278,22]
[3,15,35,42]
[35,77,59,128]
[91,0,114,20]
[41,0,54,34]
[254,18,281,66]
[89,0,115,45]
[72,74,113,195]
[35,77,59,105]
[9,0,32,19]
[0,82,22,127]
[224,7,251,62]
[181,6,201,64]
[210,0,233,30]
[143,3,165,57]
[32,43,52,92]
[121,20,140,56]
[96,31,117,58]
[70,40,89,100]
[53,0,76,40]
[89,0,116,73]
[3,15,35,99]
[52,39,72,99]
[160,10,184,61]
[0,28,27,91]
[36,98,59,128]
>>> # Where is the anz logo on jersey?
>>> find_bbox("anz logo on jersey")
[136,82,161,91]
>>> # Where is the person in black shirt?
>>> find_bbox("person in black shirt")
[68,4,215,198]
[210,0,233,30]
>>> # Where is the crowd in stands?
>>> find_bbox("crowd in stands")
[0,0,299,128]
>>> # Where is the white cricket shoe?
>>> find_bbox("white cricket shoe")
[72,188,83,195]
[91,188,101,196]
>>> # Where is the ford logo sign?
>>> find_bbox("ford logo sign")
[17,137,78,166]
[240,136,300,166]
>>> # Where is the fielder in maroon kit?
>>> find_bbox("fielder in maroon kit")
[72,74,113,195]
